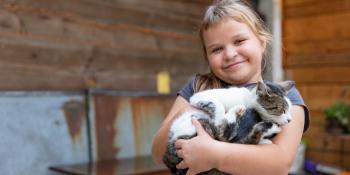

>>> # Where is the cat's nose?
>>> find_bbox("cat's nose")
[287,119,291,123]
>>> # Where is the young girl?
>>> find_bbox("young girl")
[152,0,309,174]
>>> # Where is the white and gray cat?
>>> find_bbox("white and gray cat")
[163,81,294,175]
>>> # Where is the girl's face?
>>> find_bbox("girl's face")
[203,17,266,85]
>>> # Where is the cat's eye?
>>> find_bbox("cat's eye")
[266,91,271,97]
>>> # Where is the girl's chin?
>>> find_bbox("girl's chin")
[222,76,249,85]
[224,68,248,78]
[224,74,257,84]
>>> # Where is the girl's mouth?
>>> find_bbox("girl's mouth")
[224,60,246,70]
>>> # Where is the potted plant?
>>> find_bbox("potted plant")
[324,101,350,134]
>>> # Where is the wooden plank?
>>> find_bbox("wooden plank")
[283,0,323,6]
[1,1,204,35]
[300,110,324,138]
[86,46,205,73]
[285,39,350,56]
[0,34,92,70]
[0,9,201,55]
[285,53,350,68]
[0,39,205,90]
[90,71,192,92]
[344,155,350,169]
[306,134,343,151]
[0,0,209,90]
[101,0,208,18]
[0,64,86,90]
[283,1,350,68]
[282,1,350,66]
[303,110,325,138]
[284,0,350,18]
[0,62,197,91]
[0,32,206,90]
[284,42,350,67]
[306,150,342,167]
[308,110,325,125]
[0,2,203,56]
[283,12,350,42]
[285,66,350,85]
[297,84,350,111]
[303,124,324,138]
[344,137,350,152]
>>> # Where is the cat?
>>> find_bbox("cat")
[162,81,294,175]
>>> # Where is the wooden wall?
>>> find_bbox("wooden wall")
[283,0,350,170]
[0,0,211,91]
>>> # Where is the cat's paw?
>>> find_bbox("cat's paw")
[259,139,273,144]
[260,122,281,142]
[194,101,216,117]
[234,105,246,117]
[267,123,282,134]
[275,112,292,125]
[225,105,246,124]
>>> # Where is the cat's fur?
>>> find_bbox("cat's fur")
[163,81,294,175]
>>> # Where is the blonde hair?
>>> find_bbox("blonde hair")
[195,0,272,92]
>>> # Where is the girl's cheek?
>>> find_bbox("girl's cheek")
[207,54,216,62]
[209,55,221,65]
[208,57,219,68]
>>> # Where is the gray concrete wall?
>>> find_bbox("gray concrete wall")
[0,92,89,175]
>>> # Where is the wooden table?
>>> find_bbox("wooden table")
[49,156,170,175]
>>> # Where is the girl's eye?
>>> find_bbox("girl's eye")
[235,39,246,45]
[211,47,223,54]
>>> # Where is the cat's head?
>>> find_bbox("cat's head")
[255,81,294,125]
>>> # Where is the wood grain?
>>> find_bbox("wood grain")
[284,0,350,170]
[0,1,209,90]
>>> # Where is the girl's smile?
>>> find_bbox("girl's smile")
[223,59,247,71]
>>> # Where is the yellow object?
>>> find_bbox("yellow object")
[157,71,170,94]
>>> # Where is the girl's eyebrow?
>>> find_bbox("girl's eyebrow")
[206,43,220,51]
[231,33,248,38]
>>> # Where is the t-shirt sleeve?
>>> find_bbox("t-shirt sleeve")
[287,86,310,133]
[177,77,195,102]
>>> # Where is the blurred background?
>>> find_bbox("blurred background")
[0,0,349,175]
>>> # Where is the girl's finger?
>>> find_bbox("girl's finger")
[175,139,185,149]
[176,160,188,169]
[176,149,183,158]
[186,169,196,175]
[191,118,206,135]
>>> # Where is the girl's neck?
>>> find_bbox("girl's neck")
[227,76,263,87]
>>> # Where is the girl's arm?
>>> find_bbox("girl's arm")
[176,105,305,175]
[151,96,191,164]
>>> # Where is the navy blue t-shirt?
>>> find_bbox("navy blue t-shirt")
[177,77,310,132]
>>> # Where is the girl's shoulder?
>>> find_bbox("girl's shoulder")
[177,77,196,102]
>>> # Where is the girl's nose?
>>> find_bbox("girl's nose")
[224,46,238,60]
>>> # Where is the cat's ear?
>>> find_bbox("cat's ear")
[256,81,269,96]
[278,80,295,93]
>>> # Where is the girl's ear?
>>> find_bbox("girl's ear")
[260,39,267,51]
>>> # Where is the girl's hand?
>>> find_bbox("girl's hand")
[175,118,219,175]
